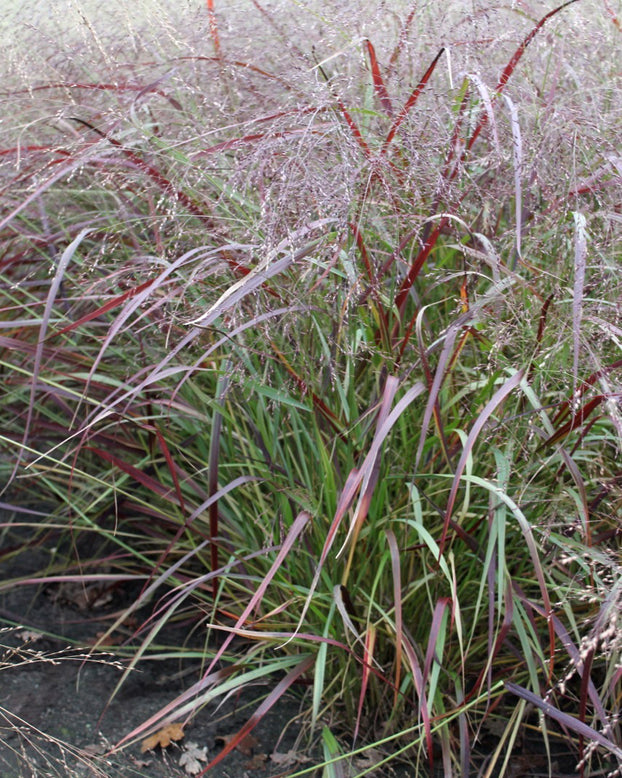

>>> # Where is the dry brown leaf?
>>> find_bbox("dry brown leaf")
[179,741,208,775]
[353,747,382,768]
[129,755,152,768]
[82,743,106,756]
[215,732,259,757]
[88,630,122,647]
[16,629,44,643]
[141,723,185,752]
[270,750,311,767]
[244,752,267,770]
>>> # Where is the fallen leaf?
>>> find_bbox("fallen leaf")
[17,629,44,643]
[353,747,383,769]
[215,732,259,757]
[82,743,106,756]
[270,750,311,767]
[179,741,208,775]
[88,630,122,647]
[343,747,387,777]
[141,723,185,752]
[244,753,267,770]
[129,755,152,768]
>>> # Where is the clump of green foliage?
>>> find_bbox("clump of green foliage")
[1,0,621,775]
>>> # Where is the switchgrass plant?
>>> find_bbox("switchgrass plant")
[1,0,621,774]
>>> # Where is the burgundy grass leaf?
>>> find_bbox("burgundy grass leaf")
[572,211,588,394]
[50,278,156,338]
[393,221,445,321]
[365,40,393,116]
[206,0,222,61]
[539,395,610,451]
[69,118,213,225]
[197,124,331,155]
[85,447,180,502]
[551,359,622,428]
[6,80,183,110]
[381,48,445,156]
[388,3,417,70]
[335,100,373,159]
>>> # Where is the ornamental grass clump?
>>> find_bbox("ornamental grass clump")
[1,0,621,775]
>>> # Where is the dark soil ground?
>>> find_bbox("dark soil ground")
[1,625,306,778]
[0,577,310,778]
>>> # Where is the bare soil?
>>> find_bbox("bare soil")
[0,524,311,778]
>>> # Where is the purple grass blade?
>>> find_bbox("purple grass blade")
[295,381,425,642]
[336,375,400,558]
[505,682,622,762]
[422,598,450,688]
[115,513,313,746]
[51,278,157,338]
[465,1,580,156]
[6,229,91,491]
[188,222,333,326]
[572,211,588,396]
[526,599,612,733]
